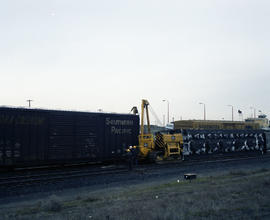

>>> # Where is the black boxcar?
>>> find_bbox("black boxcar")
[0,107,139,167]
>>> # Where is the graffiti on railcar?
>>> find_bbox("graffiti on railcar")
[182,130,266,156]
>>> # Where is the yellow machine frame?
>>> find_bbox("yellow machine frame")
[138,99,183,160]
[162,134,183,158]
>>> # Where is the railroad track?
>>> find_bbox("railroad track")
[0,166,128,187]
[139,153,270,172]
[1,153,269,187]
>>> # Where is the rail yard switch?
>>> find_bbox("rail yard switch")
[184,173,197,182]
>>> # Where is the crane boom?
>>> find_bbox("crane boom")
[140,99,151,135]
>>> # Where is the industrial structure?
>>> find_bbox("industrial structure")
[173,114,269,130]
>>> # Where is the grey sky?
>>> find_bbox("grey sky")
[1,0,270,123]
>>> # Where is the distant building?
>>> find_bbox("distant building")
[245,114,269,129]
[173,119,264,130]
[165,123,174,130]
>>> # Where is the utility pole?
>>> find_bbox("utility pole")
[27,99,33,108]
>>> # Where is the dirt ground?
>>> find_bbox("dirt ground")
[1,158,270,220]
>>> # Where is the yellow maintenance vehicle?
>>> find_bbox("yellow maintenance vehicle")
[138,99,183,161]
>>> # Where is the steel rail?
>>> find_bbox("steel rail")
[1,154,269,187]
[0,167,128,187]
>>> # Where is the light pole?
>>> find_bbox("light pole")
[162,99,169,124]
[199,102,206,120]
[238,110,243,121]
[227,105,234,121]
[250,107,256,118]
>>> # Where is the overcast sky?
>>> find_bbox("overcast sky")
[1,0,270,124]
